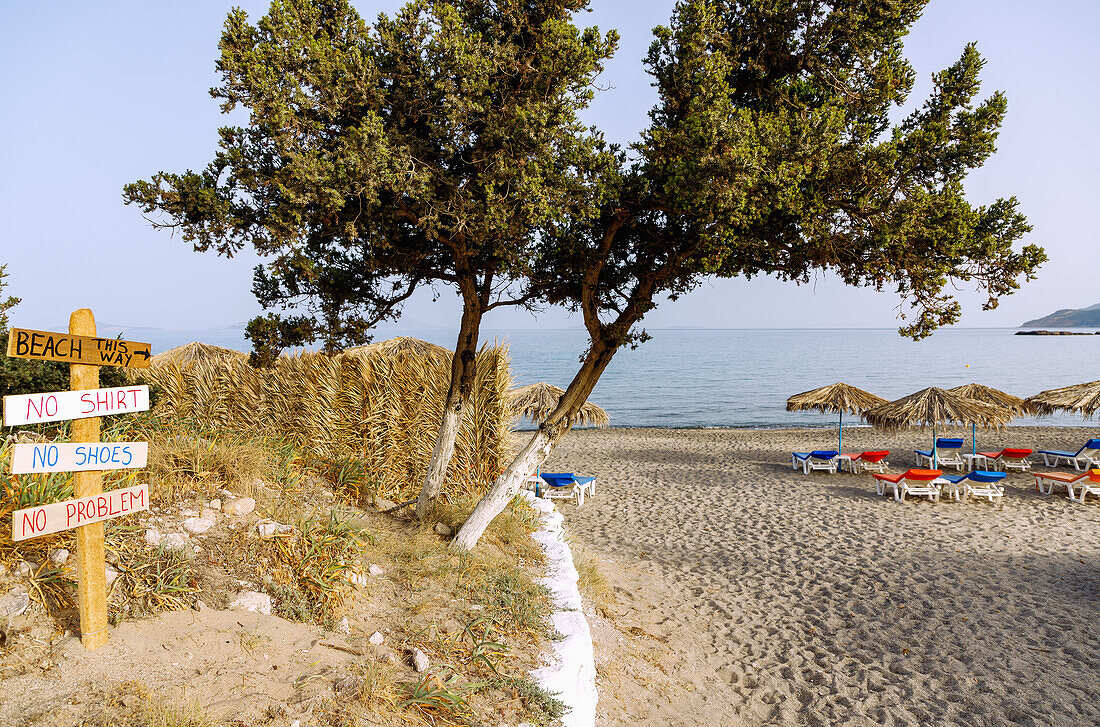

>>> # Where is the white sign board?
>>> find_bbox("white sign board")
[12,483,149,542]
[3,385,149,426]
[11,442,149,475]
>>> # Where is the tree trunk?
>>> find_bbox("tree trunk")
[451,337,616,551]
[416,292,482,519]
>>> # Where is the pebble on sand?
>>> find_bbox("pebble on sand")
[229,591,273,616]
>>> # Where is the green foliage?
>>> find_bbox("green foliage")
[535,0,1044,352]
[398,673,480,721]
[461,563,553,637]
[454,0,1048,551]
[0,265,18,331]
[265,511,368,624]
[486,676,566,725]
[124,0,618,359]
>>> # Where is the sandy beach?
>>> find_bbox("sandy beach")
[541,426,1100,727]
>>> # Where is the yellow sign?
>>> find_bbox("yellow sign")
[6,327,151,368]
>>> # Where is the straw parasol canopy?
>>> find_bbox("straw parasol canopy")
[1025,380,1100,419]
[947,383,1030,415]
[786,382,887,416]
[947,383,1030,455]
[863,387,1012,432]
[149,342,248,369]
[508,382,610,428]
[786,382,887,453]
[342,336,452,364]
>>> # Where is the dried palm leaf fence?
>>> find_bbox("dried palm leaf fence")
[139,338,514,503]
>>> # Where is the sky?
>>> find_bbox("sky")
[1,0,1096,333]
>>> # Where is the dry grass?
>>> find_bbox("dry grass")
[107,539,199,620]
[2,398,562,727]
[575,549,615,616]
[138,341,514,503]
[351,659,398,712]
[434,495,545,566]
[93,682,214,727]
[145,432,271,504]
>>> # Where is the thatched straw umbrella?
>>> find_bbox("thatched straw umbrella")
[864,387,1013,467]
[948,384,1030,455]
[149,342,247,369]
[786,382,887,453]
[508,382,610,428]
[343,336,452,363]
[1025,380,1100,420]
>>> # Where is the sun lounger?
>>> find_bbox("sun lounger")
[1037,439,1100,470]
[841,450,890,474]
[538,473,597,506]
[914,438,965,471]
[1033,470,1100,503]
[977,448,1033,472]
[940,470,1007,504]
[873,469,943,502]
[791,450,840,474]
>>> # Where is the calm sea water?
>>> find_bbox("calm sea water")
[125,327,1098,429]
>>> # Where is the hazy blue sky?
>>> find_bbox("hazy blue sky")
[2,1,1095,333]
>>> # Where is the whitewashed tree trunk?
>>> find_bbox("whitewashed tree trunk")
[451,335,617,551]
[451,427,556,551]
[418,399,462,515]
[417,292,481,519]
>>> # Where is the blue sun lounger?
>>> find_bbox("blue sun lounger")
[791,450,840,474]
[538,473,597,506]
[1037,439,1100,470]
[940,470,1007,503]
[914,438,965,470]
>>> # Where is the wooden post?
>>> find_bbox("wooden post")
[69,308,108,649]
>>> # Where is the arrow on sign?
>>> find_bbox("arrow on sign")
[6,328,152,368]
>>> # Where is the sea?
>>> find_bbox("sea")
[117,326,1098,430]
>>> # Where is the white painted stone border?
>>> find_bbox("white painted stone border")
[518,491,597,727]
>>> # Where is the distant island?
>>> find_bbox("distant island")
[1015,330,1099,336]
[1022,302,1100,327]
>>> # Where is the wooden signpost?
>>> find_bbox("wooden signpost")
[3,309,151,650]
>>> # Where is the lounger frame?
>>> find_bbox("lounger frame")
[874,470,943,503]
[791,452,839,474]
[539,474,597,506]
[1034,471,1100,503]
[979,449,1033,472]
[1037,441,1100,471]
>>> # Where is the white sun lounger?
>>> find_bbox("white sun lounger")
[873,469,944,503]
[1037,439,1100,470]
[941,471,1007,504]
[538,473,597,506]
[791,451,840,474]
[1034,470,1100,503]
[914,438,965,471]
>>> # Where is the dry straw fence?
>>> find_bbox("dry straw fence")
[139,339,513,502]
